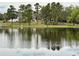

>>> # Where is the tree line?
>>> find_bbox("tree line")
[0,2,79,25]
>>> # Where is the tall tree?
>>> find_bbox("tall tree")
[19,4,32,24]
[41,3,51,24]
[51,2,63,23]
[18,4,25,22]
[67,6,79,24]
[7,5,17,22]
[65,6,73,23]
[41,6,47,24]
[26,4,32,25]
[34,3,41,22]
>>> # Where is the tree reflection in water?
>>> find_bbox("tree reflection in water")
[0,28,79,51]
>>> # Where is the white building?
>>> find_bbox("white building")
[8,17,19,22]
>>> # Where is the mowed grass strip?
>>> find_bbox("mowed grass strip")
[1,22,79,28]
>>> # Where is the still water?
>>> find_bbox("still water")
[0,27,79,56]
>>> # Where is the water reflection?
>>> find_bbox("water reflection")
[0,28,79,51]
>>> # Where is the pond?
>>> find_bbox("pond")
[0,27,79,56]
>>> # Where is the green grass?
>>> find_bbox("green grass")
[1,22,79,28]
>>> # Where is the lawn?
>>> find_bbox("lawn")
[0,22,79,28]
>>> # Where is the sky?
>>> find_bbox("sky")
[0,2,79,13]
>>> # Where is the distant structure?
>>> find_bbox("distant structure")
[8,17,19,22]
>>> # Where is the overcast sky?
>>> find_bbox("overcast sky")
[0,2,79,13]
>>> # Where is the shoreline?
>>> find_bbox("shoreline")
[0,23,79,28]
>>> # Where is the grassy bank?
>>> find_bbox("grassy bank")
[0,22,79,28]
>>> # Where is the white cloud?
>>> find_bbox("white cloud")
[0,0,79,2]
[0,2,79,13]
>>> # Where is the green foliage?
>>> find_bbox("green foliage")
[0,13,4,20]
[67,7,79,23]
[26,4,32,24]
[19,4,26,22]
[76,15,79,21]
[41,2,63,24]
[19,4,32,24]
[7,5,17,20]
[34,3,41,21]
[1,2,79,25]
[41,3,51,24]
